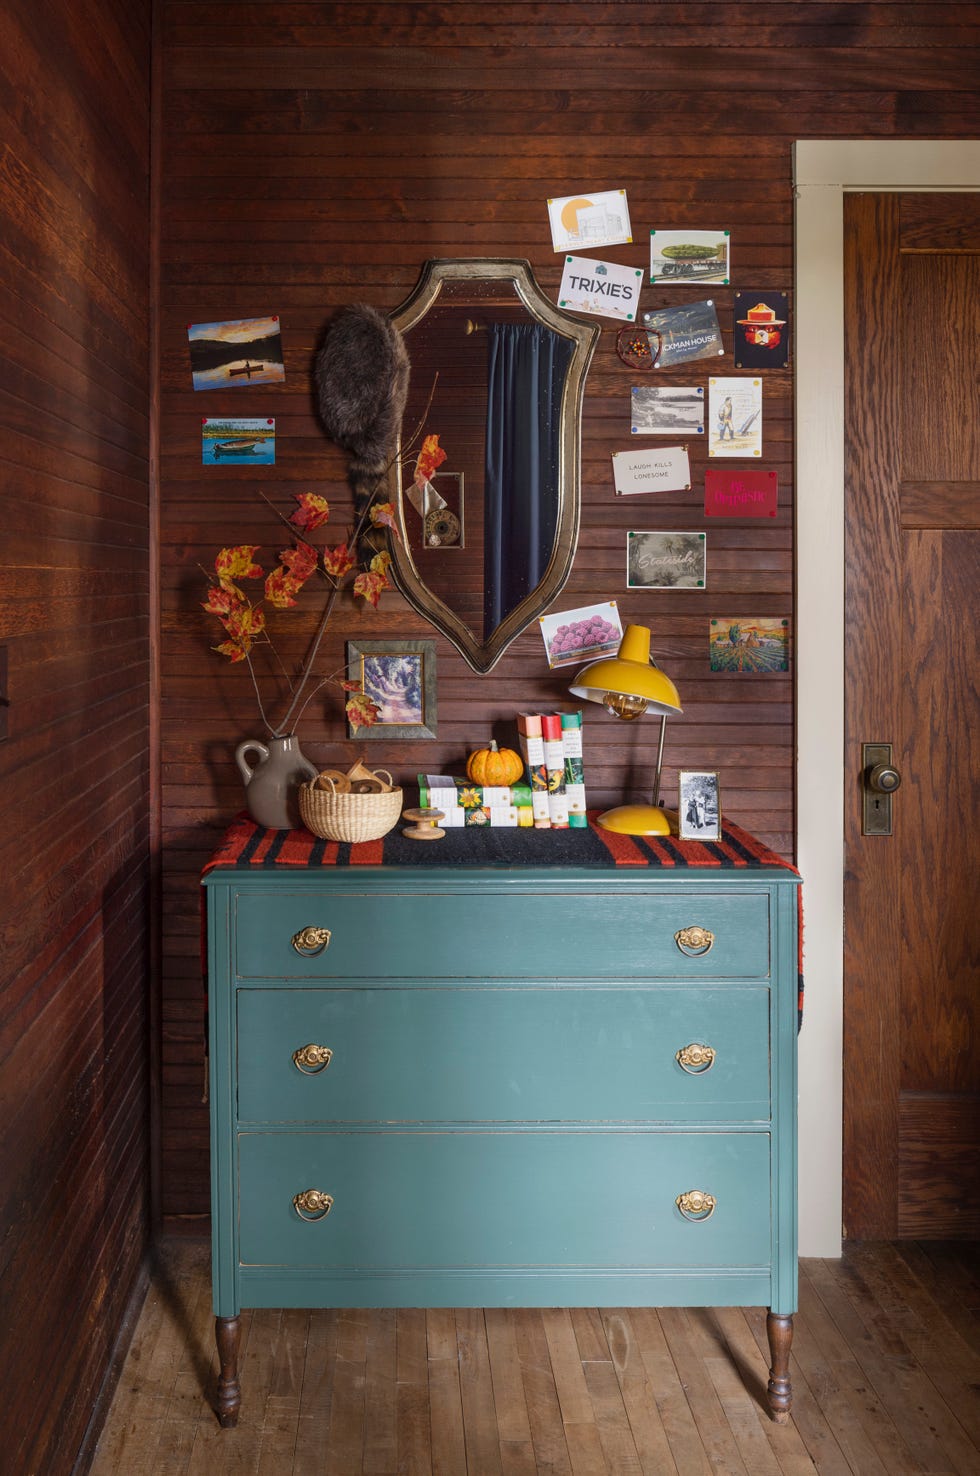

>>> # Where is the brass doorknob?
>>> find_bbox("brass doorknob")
[868,762,901,794]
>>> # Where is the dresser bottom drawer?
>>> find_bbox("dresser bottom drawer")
[238,1131,771,1271]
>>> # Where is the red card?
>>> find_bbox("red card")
[704,469,778,518]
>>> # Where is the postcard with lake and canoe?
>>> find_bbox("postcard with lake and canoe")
[187,315,285,390]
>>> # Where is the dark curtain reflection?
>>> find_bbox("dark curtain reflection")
[484,322,574,635]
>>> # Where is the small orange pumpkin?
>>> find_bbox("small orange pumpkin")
[465,739,524,787]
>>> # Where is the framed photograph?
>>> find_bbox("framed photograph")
[627,531,706,590]
[346,639,438,740]
[678,771,721,842]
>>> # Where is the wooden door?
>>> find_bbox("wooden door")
[843,193,980,1239]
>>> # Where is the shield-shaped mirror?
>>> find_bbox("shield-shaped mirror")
[386,260,599,674]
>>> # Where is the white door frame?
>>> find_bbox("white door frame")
[794,140,980,1257]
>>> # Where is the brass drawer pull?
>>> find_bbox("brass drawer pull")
[292,1044,333,1074]
[676,1190,716,1222]
[674,925,715,957]
[293,1189,334,1221]
[676,1042,716,1074]
[291,926,332,957]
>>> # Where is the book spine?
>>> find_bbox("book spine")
[424,778,532,808]
[559,710,588,827]
[418,776,531,828]
[540,714,569,829]
[517,713,551,828]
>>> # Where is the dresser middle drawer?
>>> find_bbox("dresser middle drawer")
[237,985,770,1124]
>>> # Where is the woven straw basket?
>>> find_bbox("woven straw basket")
[299,773,403,843]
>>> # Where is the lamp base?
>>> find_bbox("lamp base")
[595,804,675,837]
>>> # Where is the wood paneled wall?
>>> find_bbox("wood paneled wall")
[0,1,153,1469]
[158,4,979,1220]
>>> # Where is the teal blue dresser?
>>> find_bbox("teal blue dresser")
[203,819,801,1427]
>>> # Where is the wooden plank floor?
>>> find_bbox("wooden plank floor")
[89,1238,980,1475]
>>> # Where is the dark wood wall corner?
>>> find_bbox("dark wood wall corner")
[0,0,155,1469]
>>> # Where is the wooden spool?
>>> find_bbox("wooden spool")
[402,807,446,841]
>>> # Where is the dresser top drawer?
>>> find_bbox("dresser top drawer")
[237,985,771,1125]
[225,884,772,981]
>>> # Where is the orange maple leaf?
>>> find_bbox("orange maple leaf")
[322,541,356,578]
[413,434,447,489]
[279,541,318,583]
[225,603,265,642]
[202,585,240,617]
[346,692,382,730]
[369,501,400,539]
[352,569,388,608]
[288,492,330,532]
[212,639,250,663]
[264,566,303,609]
[369,550,392,578]
[215,545,263,596]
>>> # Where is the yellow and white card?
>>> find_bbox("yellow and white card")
[547,189,632,251]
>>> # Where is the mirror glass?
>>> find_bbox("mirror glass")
[386,260,599,673]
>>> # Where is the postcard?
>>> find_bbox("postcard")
[640,299,724,367]
[734,292,789,369]
[708,377,762,458]
[709,617,790,673]
[612,446,691,496]
[704,468,777,518]
[539,601,623,669]
[202,417,275,466]
[631,385,704,436]
[650,230,730,286]
[188,315,285,390]
[627,531,706,590]
[558,256,643,321]
[547,189,633,252]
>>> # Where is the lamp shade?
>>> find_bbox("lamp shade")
[569,624,682,718]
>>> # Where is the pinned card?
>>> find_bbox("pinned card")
[640,299,724,367]
[704,468,777,518]
[631,385,705,436]
[650,230,730,286]
[547,189,632,252]
[558,256,643,321]
[734,292,789,369]
[708,377,762,458]
[613,446,691,496]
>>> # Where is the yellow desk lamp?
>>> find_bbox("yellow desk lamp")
[569,623,682,835]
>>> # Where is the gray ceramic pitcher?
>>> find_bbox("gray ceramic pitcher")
[235,734,318,830]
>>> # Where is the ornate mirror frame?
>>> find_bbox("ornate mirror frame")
[386,259,600,674]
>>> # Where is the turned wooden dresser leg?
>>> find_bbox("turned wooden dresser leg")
[765,1311,793,1422]
[215,1314,242,1427]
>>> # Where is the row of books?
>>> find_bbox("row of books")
[417,713,588,831]
[517,712,587,829]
